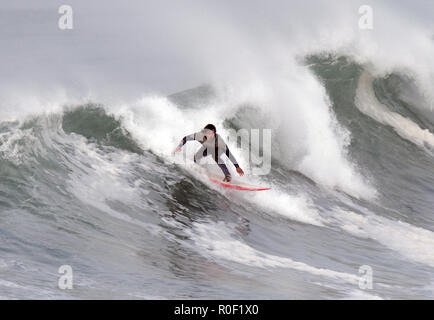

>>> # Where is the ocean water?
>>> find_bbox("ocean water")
[1,1,434,299]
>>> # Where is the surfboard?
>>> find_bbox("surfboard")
[208,175,271,191]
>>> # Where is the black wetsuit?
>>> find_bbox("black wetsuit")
[178,131,240,180]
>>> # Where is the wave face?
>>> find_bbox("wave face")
[2,1,434,299]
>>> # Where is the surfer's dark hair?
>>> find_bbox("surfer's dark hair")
[204,124,216,133]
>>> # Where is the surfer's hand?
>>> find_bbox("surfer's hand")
[172,146,181,155]
[236,167,244,176]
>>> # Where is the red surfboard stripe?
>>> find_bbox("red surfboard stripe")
[209,177,271,191]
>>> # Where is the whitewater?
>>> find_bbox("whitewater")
[1,1,434,299]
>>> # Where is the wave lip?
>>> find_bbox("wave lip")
[356,71,434,150]
[333,209,434,269]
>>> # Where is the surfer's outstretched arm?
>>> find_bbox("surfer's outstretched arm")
[179,133,196,147]
[173,133,198,154]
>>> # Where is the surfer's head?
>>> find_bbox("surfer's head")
[203,124,216,139]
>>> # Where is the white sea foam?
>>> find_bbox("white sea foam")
[333,209,434,268]
[185,221,359,284]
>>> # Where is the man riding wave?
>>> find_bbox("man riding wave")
[173,124,244,182]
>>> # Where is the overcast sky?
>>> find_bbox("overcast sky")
[1,1,433,102]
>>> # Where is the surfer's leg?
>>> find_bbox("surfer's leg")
[216,157,231,182]
[219,164,231,182]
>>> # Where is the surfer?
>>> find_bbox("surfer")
[173,124,244,182]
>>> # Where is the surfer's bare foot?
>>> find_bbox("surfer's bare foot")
[223,175,231,182]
